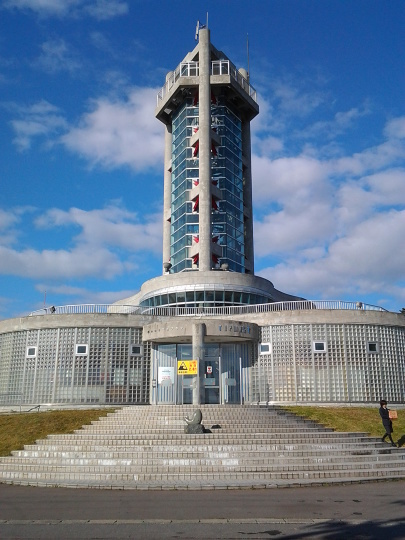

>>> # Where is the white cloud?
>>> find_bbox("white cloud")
[384,116,405,139]
[0,202,162,280]
[9,100,67,150]
[304,104,371,140]
[83,0,128,20]
[3,0,128,19]
[254,114,405,307]
[61,87,164,171]
[0,206,35,246]
[35,283,137,305]
[35,203,162,253]
[34,38,81,74]
[0,244,126,279]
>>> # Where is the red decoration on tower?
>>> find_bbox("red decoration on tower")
[193,196,199,212]
[211,196,218,211]
[193,141,199,157]
[192,254,199,265]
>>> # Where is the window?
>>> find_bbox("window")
[313,341,326,352]
[76,344,88,355]
[26,346,37,357]
[367,342,379,353]
[259,343,271,355]
[130,344,143,356]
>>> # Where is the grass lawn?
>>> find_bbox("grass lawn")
[283,406,405,446]
[0,409,114,457]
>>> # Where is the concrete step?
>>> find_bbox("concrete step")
[0,404,404,489]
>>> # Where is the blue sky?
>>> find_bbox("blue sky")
[0,0,404,319]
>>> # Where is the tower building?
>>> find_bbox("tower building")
[157,26,257,276]
[127,26,301,312]
[1,26,403,409]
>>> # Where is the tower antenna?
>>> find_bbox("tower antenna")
[247,33,250,80]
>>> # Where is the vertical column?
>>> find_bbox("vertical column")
[242,120,254,273]
[192,322,206,404]
[162,123,172,270]
[198,28,212,271]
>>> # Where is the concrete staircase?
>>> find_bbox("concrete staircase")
[0,405,404,489]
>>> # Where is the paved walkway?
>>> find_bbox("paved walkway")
[1,479,404,538]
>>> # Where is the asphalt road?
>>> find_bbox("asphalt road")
[0,480,404,539]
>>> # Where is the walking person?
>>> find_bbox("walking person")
[379,400,397,447]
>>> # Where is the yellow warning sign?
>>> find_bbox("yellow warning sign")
[177,360,198,375]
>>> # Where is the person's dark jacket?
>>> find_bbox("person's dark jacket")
[379,406,393,432]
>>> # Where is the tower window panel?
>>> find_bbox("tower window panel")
[186,291,195,303]
[313,341,326,352]
[367,342,380,353]
[76,344,88,355]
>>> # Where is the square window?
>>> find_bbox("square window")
[76,344,88,355]
[130,344,143,356]
[259,343,271,355]
[26,346,37,357]
[368,342,379,353]
[313,341,326,352]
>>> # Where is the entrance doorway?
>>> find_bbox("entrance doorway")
[152,342,251,405]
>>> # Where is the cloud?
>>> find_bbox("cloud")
[8,87,163,171]
[35,203,162,253]
[35,283,137,305]
[2,0,128,19]
[61,87,164,171]
[0,206,35,246]
[0,202,162,280]
[34,38,81,74]
[260,209,405,302]
[9,100,67,150]
[254,114,405,307]
[83,0,128,20]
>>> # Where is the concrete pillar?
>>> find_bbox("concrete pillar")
[242,120,254,272]
[162,123,172,270]
[198,28,212,272]
[192,322,206,404]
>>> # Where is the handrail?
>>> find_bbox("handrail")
[29,300,388,317]
[157,60,257,105]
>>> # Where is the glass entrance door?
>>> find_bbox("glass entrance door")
[202,359,220,404]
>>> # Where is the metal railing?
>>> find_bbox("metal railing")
[157,60,257,105]
[29,300,387,318]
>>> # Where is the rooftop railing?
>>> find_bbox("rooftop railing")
[157,60,257,105]
[29,300,387,318]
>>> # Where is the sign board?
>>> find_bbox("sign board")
[206,366,212,374]
[177,360,198,375]
[158,366,174,384]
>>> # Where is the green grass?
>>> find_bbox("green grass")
[0,409,114,457]
[283,406,405,446]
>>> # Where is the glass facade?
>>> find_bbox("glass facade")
[0,326,151,405]
[170,96,245,273]
[170,99,199,273]
[139,288,272,309]
[254,323,405,403]
[212,99,245,273]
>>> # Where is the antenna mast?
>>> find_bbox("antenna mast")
[247,33,250,80]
